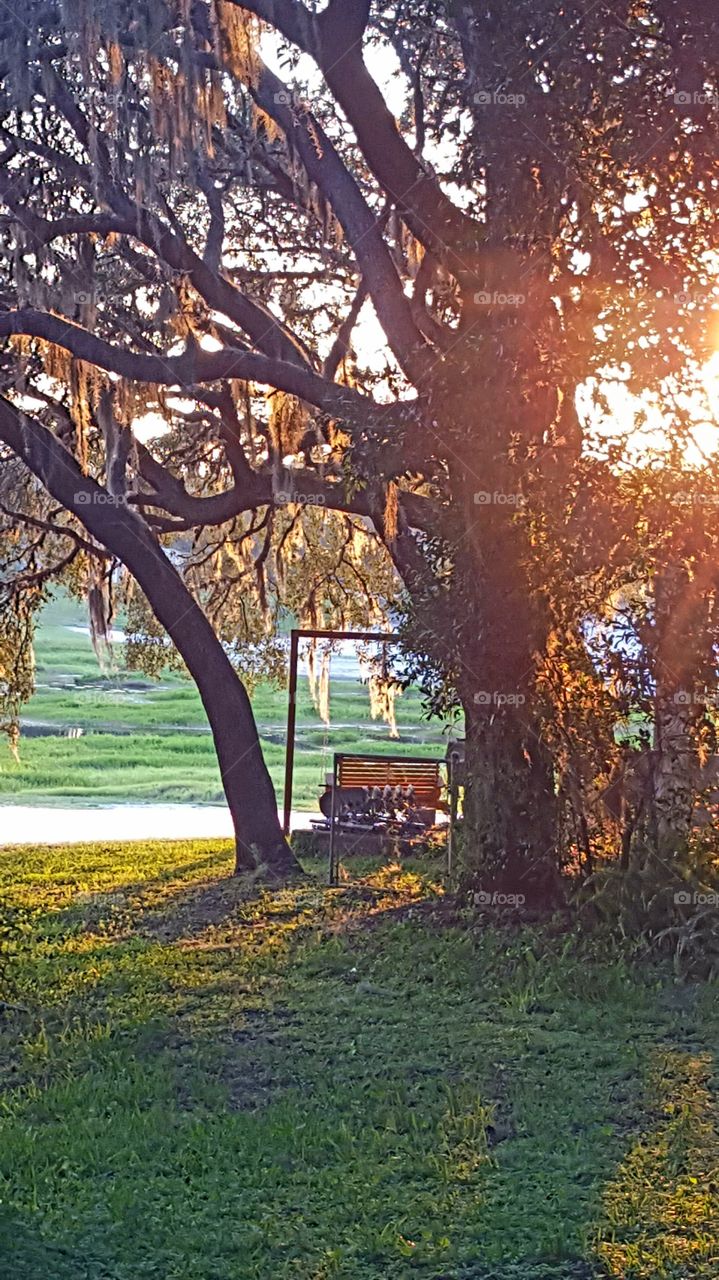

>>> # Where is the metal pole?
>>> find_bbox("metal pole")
[283,627,399,839]
[447,756,458,882]
[282,628,300,836]
[328,753,339,885]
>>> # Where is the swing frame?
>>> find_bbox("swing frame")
[282,627,400,835]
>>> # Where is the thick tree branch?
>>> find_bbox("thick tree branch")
[0,309,413,431]
[248,60,433,383]
[128,454,437,543]
[232,0,481,267]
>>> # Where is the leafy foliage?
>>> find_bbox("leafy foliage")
[583,836,719,979]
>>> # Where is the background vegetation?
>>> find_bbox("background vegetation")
[0,596,450,809]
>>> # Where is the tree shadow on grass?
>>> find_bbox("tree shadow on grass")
[33,856,436,949]
[3,862,717,1279]
[29,851,248,940]
[0,1208,120,1280]
[590,1045,719,1278]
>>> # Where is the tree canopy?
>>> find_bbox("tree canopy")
[0,0,718,885]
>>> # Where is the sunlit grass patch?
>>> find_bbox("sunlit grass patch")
[0,838,717,1278]
[596,1048,719,1278]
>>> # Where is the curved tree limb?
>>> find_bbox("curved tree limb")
[232,0,481,268]
[249,58,433,384]
[0,393,301,875]
[0,309,416,431]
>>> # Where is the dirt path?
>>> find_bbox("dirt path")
[0,803,314,845]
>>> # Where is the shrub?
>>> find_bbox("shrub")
[0,898,34,1008]
[581,839,719,979]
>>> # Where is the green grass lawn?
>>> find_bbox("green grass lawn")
[1,839,717,1278]
[0,596,451,809]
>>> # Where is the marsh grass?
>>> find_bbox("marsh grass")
[1,597,448,808]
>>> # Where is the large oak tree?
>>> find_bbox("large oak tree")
[0,0,717,887]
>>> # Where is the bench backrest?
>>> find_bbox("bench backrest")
[336,755,442,802]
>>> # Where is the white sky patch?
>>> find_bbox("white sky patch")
[623,190,649,213]
[686,419,719,465]
[133,411,168,443]
[364,41,408,118]
[354,299,391,372]
[580,354,719,465]
[570,249,592,274]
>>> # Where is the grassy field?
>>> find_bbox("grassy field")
[0,838,717,1278]
[0,596,451,809]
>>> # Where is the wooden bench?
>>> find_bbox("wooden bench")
[323,753,444,883]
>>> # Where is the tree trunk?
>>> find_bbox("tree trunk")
[0,398,302,879]
[128,560,299,877]
[422,300,565,901]
[652,562,707,858]
[460,694,558,903]
[451,485,559,901]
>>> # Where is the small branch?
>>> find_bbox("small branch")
[199,169,225,274]
[0,1000,29,1015]
[0,502,109,560]
[1,548,79,596]
[323,279,368,381]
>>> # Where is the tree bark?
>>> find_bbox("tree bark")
[441,487,560,899]
[0,398,302,879]
[460,689,558,903]
[451,405,564,892]
[652,562,708,858]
